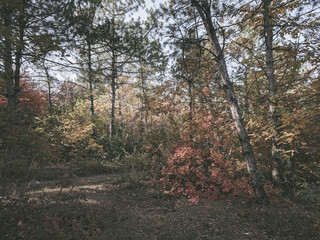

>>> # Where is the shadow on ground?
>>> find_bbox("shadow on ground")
[0,172,319,240]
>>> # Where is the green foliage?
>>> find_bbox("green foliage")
[75,162,118,176]
[295,182,320,205]
[100,132,138,161]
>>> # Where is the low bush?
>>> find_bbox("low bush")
[160,145,253,204]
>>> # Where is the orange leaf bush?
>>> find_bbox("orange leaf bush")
[160,145,253,204]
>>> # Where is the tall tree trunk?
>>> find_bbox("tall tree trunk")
[87,41,97,136]
[109,5,117,141]
[109,54,117,140]
[89,82,94,115]
[3,5,15,112]
[44,65,52,108]
[191,0,268,204]
[2,3,24,176]
[188,79,194,141]
[139,67,146,134]
[2,5,15,176]
[188,80,193,123]
[13,11,25,108]
[88,42,95,116]
[263,0,283,187]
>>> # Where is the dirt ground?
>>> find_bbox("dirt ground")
[1,171,319,240]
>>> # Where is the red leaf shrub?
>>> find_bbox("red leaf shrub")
[161,145,253,204]
[0,79,48,116]
[18,80,48,116]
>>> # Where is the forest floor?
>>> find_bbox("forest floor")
[0,168,319,240]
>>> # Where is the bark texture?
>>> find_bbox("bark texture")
[191,0,269,204]
[109,45,117,140]
[262,0,283,186]
[88,41,95,116]
[109,6,117,141]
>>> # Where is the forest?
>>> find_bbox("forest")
[0,0,319,239]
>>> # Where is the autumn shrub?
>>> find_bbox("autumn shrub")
[160,145,253,204]
[36,102,109,164]
[0,81,51,178]
[143,123,180,181]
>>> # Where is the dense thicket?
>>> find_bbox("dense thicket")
[1,0,319,204]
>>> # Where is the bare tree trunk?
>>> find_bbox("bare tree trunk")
[88,42,95,116]
[191,0,268,204]
[188,80,194,141]
[263,0,283,187]
[89,82,94,115]
[44,65,52,108]
[2,5,16,177]
[1,3,26,178]
[139,67,146,135]
[3,5,15,112]
[109,54,117,140]
[109,5,117,141]
[13,11,25,108]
